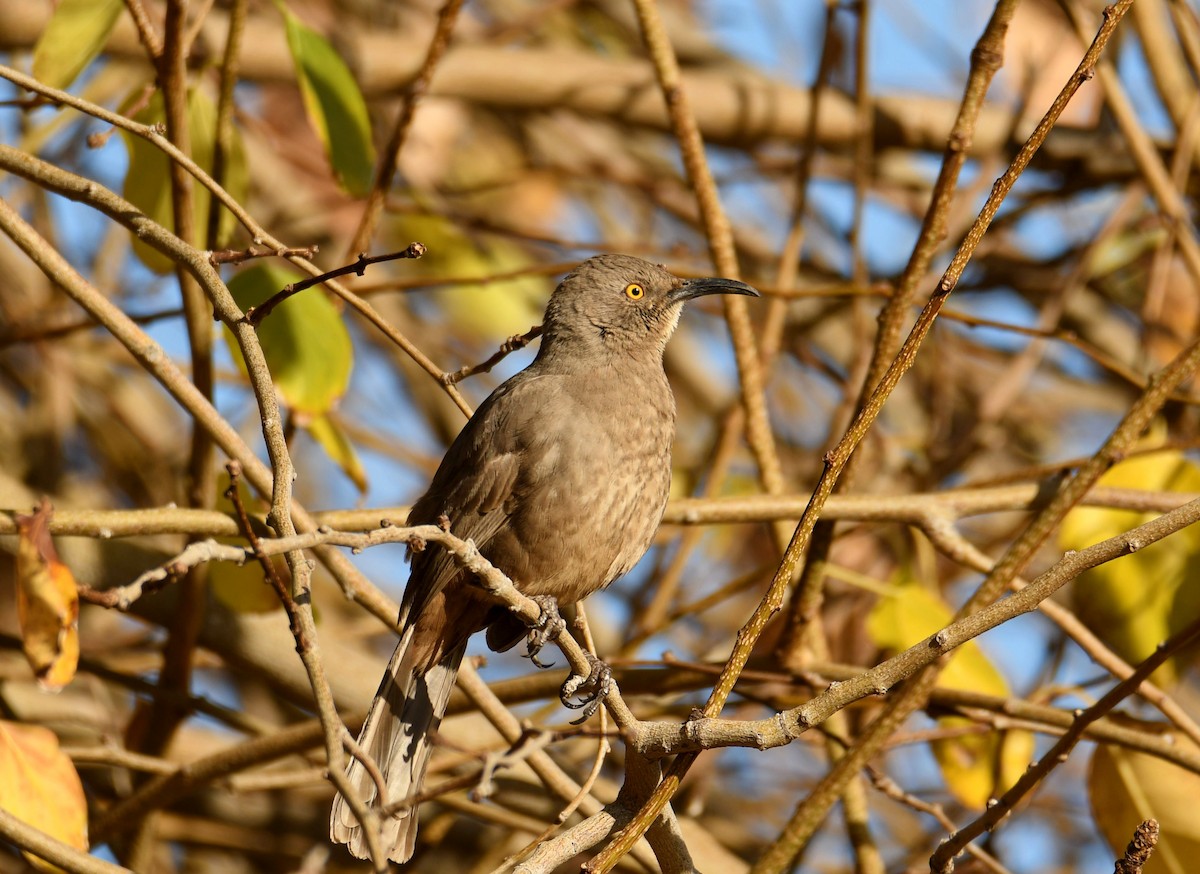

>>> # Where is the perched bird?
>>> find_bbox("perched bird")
[329,253,758,863]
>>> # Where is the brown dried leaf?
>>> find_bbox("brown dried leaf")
[0,721,89,871]
[15,499,80,691]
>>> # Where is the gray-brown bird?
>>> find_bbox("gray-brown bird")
[329,254,758,863]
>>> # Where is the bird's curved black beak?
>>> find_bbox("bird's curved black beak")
[669,276,760,303]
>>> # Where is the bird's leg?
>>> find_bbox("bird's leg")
[561,652,613,724]
[525,595,566,668]
[524,596,612,720]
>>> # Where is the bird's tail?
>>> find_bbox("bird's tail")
[330,627,467,863]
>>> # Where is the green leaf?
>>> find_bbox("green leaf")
[868,576,1033,808]
[1059,444,1200,687]
[280,5,376,196]
[32,0,123,91]
[121,88,249,273]
[305,413,368,493]
[224,263,353,415]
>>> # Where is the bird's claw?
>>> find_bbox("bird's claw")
[561,652,612,724]
[523,598,611,721]
[525,595,565,668]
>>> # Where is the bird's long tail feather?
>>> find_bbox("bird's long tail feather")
[330,628,467,863]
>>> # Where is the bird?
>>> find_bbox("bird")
[329,253,758,863]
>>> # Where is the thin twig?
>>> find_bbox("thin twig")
[78,540,243,610]
[208,245,319,267]
[245,244,427,326]
[0,66,469,416]
[7,482,1195,540]
[1060,0,1200,286]
[864,767,1014,874]
[929,616,1200,872]
[629,0,784,509]
[918,511,1200,748]
[442,325,543,385]
[0,175,393,869]
[122,0,163,59]
[224,461,300,640]
[345,0,465,258]
[205,0,246,250]
[1113,820,1160,874]
[627,493,1200,763]
[0,810,128,874]
[592,3,1136,868]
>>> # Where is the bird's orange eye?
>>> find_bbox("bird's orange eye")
[625,283,645,300]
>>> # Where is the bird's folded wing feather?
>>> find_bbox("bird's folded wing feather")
[399,375,545,620]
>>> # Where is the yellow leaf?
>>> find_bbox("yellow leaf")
[931,715,1034,811]
[867,576,1033,808]
[391,215,550,342]
[305,413,368,493]
[210,561,282,615]
[32,0,123,91]
[210,473,287,614]
[15,500,79,691]
[121,86,249,273]
[1089,740,1200,874]
[1060,445,1200,686]
[0,721,88,871]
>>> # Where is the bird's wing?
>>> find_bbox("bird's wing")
[398,374,539,621]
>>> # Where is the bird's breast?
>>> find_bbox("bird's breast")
[497,374,674,603]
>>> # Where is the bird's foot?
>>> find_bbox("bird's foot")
[561,652,612,724]
[525,595,565,668]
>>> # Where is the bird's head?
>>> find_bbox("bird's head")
[539,254,758,364]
